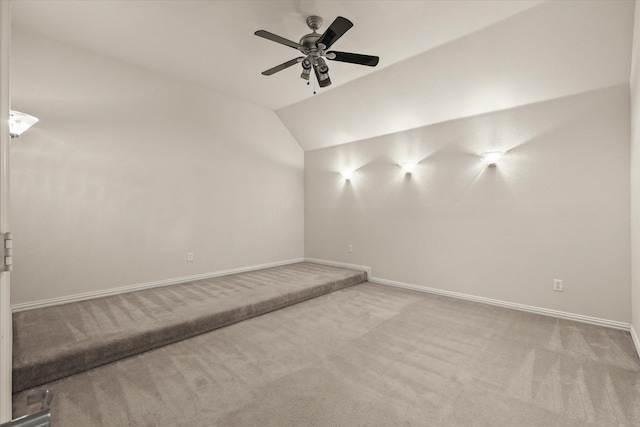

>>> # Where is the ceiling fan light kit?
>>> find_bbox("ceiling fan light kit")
[255,15,379,89]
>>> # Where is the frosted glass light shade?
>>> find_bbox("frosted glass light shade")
[9,110,39,137]
[481,151,505,166]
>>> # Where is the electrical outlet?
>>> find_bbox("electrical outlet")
[348,244,353,253]
[553,279,563,292]
[187,252,194,262]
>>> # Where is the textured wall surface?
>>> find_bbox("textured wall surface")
[305,85,631,323]
[10,29,304,304]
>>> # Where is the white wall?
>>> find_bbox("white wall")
[10,29,304,305]
[305,84,631,323]
[631,0,640,344]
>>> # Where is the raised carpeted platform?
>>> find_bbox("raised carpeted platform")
[12,282,640,426]
[12,262,366,393]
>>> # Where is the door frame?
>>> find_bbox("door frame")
[0,0,12,421]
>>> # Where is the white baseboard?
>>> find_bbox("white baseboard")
[11,258,305,312]
[12,256,634,336]
[370,276,631,331]
[304,257,372,279]
[631,325,640,359]
[303,259,630,332]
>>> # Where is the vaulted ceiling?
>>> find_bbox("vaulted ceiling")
[10,0,635,151]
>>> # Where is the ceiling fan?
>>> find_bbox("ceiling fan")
[254,15,379,88]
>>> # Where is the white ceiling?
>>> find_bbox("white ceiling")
[278,0,635,150]
[10,0,635,151]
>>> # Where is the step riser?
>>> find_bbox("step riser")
[13,264,366,393]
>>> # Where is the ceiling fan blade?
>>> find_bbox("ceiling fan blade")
[327,51,379,67]
[317,16,353,49]
[261,57,304,76]
[313,64,332,88]
[255,30,304,50]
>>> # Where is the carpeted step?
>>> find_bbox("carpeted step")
[12,262,366,393]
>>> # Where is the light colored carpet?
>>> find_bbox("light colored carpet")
[12,262,366,392]
[12,282,640,426]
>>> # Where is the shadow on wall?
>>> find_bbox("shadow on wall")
[330,84,627,204]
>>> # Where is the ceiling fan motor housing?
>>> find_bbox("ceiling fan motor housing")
[299,33,321,52]
[300,15,325,57]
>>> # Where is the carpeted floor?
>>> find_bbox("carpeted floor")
[12,262,366,392]
[12,282,640,426]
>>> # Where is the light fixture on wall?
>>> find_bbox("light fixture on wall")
[400,162,417,174]
[341,170,353,181]
[9,110,38,138]
[481,151,505,167]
